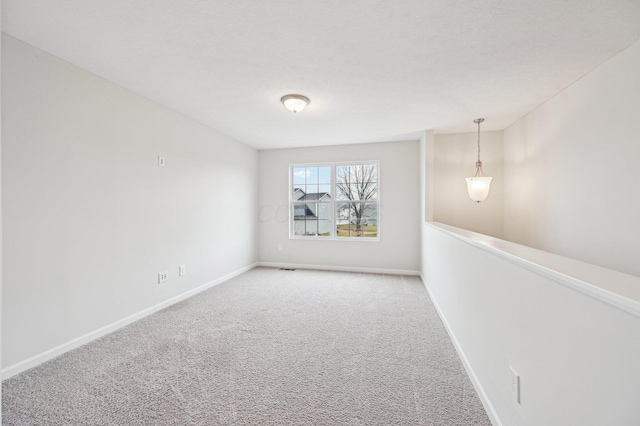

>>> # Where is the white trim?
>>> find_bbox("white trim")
[426,222,640,318]
[288,235,380,242]
[420,273,503,426]
[1,263,259,380]
[258,261,419,276]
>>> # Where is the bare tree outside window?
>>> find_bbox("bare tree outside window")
[335,164,378,237]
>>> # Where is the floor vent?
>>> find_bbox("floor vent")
[279,268,297,271]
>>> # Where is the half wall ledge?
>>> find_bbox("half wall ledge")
[425,222,640,318]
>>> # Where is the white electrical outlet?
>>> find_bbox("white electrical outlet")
[179,265,186,276]
[510,366,520,403]
[158,271,169,283]
[158,156,166,167]
[277,244,283,252]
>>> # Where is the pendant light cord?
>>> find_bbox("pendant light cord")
[477,119,481,164]
[473,118,485,177]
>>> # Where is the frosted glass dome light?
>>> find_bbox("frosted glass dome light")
[281,94,310,113]
[466,118,493,203]
[466,176,493,202]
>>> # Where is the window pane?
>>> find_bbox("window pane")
[349,164,375,183]
[350,202,365,237]
[336,202,351,237]
[307,167,319,185]
[293,202,332,237]
[335,175,353,200]
[317,203,331,236]
[293,210,308,236]
[318,166,331,184]
[293,167,307,185]
[318,184,331,198]
[364,164,377,183]
[336,166,350,184]
[349,184,364,201]
[305,185,319,198]
[336,182,377,200]
[293,200,315,236]
[293,184,305,200]
[357,182,377,200]
[361,203,378,238]
[335,183,350,200]
[336,202,378,238]
[293,202,313,220]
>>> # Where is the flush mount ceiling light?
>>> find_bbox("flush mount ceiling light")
[465,118,493,203]
[281,94,310,113]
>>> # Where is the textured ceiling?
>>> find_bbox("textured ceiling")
[3,1,640,149]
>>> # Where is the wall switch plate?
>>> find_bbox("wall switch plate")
[158,271,169,283]
[158,156,166,167]
[277,244,283,252]
[179,265,186,276]
[510,366,520,403]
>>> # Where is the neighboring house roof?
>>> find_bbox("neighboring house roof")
[293,191,331,219]
[298,192,329,201]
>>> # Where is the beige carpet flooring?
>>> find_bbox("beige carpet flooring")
[2,267,491,425]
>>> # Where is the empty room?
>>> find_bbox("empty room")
[2,1,640,425]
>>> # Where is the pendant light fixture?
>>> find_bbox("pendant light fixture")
[281,94,310,113]
[465,118,493,203]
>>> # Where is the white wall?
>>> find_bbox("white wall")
[419,40,640,425]
[2,35,258,370]
[421,223,640,426]
[1,20,4,423]
[259,141,420,273]
[503,39,640,277]
[434,131,503,238]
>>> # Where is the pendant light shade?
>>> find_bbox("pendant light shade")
[466,118,493,203]
[281,94,310,113]
[466,176,493,202]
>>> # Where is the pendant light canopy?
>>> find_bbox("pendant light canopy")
[465,118,493,203]
[281,94,310,113]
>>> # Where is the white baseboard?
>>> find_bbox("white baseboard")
[258,261,420,276]
[419,274,503,426]
[2,263,259,380]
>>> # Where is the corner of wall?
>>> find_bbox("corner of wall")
[420,130,435,223]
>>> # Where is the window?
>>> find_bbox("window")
[290,162,379,239]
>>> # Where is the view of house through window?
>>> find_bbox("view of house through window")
[291,162,379,239]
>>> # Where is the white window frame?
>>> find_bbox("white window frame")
[289,161,380,241]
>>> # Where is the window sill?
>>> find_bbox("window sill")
[289,236,380,242]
